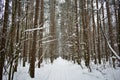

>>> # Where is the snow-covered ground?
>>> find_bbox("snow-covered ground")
[3,57,120,80]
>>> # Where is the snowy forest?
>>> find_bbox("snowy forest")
[0,0,120,80]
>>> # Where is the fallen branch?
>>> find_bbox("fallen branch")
[99,22,120,60]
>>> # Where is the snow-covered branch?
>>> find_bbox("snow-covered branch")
[25,27,44,32]
[37,36,52,43]
[42,39,57,44]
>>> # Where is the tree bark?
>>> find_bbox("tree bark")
[0,0,10,80]
[75,0,81,64]
[29,0,40,78]
[81,0,90,68]
[38,0,44,68]
[106,0,114,51]
[118,0,120,55]
[96,0,101,64]
[91,0,97,64]
[49,0,56,63]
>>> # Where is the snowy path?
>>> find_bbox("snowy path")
[38,57,106,80]
[3,57,120,80]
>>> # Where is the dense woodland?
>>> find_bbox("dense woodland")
[0,0,120,80]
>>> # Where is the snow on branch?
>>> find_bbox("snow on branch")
[107,42,120,60]
[42,39,56,44]
[37,36,52,43]
[25,27,44,32]
[21,38,32,43]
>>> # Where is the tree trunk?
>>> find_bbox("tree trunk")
[96,0,101,64]
[29,0,40,78]
[38,0,44,68]
[82,0,90,68]
[106,0,114,51]
[101,1,109,61]
[8,0,18,80]
[23,0,29,67]
[91,0,97,64]
[75,0,81,64]
[14,0,21,72]
[50,0,56,63]
[118,0,120,55]
[0,0,10,79]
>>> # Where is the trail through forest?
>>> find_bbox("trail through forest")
[1,0,120,80]
[6,57,119,80]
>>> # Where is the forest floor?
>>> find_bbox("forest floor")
[3,57,120,80]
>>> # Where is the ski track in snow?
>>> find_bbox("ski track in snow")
[3,57,120,80]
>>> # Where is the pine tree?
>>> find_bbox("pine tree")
[0,0,10,80]
[49,0,56,63]
[38,0,44,68]
[29,0,40,78]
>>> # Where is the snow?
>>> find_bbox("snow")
[58,0,65,4]
[42,39,56,44]
[3,57,120,80]
[25,27,44,32]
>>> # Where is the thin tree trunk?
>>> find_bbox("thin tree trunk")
[14,0,21,72]
[29,0,40,78]
[101,1,109,61]
[8,0,18,80]
[118,0,120,55]
[28,0,34,63]
[106,0,114,51]
[96,0,101,64]
[50,0,56,63]
[91,0,97,64]
[0,0,10,79]
[23,0,29,67]
[82,0,90,68]
[75,0,81,64]
[38,0,44,68]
